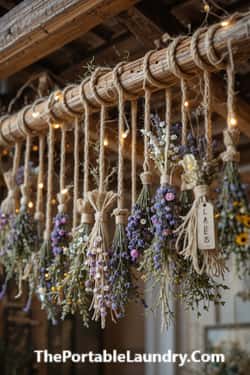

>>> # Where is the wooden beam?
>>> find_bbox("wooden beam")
[1,14,250,144]
[0,0,15,11]
[118,7,162,49]
[0,0,140,79]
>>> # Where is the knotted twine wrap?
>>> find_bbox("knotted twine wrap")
[175,34,227,277]
[85,68,117,329]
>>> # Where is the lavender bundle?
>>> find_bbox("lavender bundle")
[62,116,93,324]
[62,206,92,326]
[217,128,250,275]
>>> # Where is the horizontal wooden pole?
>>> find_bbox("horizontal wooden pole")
[1,14,250,145]
[0,0,139,79]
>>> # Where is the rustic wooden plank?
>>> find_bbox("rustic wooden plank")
[118,6,163,49]
[1,14,250,141]
[0,0,140,79]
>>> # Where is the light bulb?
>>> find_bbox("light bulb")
[221,20,229,27]
[32,145,38,151]
[54,91,62,101]
[51,198,57,205]
[104,139,109,147]
[2,149,8,156]
[204,3,210,12]
[61,188,68,195]
[184,101,189,108]
[32,111,39,119]
[38,182,44,189]
[229,117,237,127]
[52,123,60,129]
[28,201,34,209]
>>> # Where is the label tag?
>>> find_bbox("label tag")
[197,201,216,250]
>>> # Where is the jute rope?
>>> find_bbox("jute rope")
[90,68,112,193]
[77,77,95,225]
[131,100,138,207]
[221,40,240,163]
[44,93,56,241]
[73,117,80,229]
[17,106,34,209]
[113,62,130,223]
[35,134,45,222]
[57,122,68,214]
[0,115,12,147]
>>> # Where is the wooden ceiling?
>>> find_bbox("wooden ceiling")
[0,0,250,160]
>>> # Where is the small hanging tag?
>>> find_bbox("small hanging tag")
[197,201,216,250]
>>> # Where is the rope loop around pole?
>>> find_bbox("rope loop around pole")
[113,62,137,100]
[79,77,98,111]
[0,115,12,146]
[61,84,82,116]
[31,98,47,122]
[143,50,167,90]
[205,23,227,70]
[17,105,34,137]
[190,27,214,72]
[90,67,113,107]
[47,91,62,123]
[167,36,193,80]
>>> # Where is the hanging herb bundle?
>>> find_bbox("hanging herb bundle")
[46,123,72,306]
[107,64,138,321]
[216,51,250,275]
[139,90,181,329]
[175,70,226,278]
[37,94,59,324]
[3,112,38,300]
[62,98,93,325]
[84,68,117,329]
[126,84,154,264]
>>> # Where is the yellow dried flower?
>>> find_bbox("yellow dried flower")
[235,232,248,246]
[243,215,250,228]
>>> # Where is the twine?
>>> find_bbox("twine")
[35,134,45,222]
[205,24,226,70]
[227,39,236,129]
[90,68,112,193]
[190,27,214,72]
[0,115,12,147]
[73,117,80,230]
[62,85,82,116]
[57,123,68,213]
[17,106,33,209]
[131,100,138,207]
[203,71,213,161]
[77,77,95,226]
[44,97,56,241]
[167,37,193,81]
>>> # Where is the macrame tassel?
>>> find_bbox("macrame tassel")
[62,79,94,325]
[176,184,226,277]
[216,44,250,276]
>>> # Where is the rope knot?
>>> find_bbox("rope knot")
[194,185,209,199]
[34,212,44,222]
[95,212,107,222]
[140,171,153,185]
[160,174,169,185]
[221,128,240,162]
[77,198,94,224]
[113,208,128,225]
